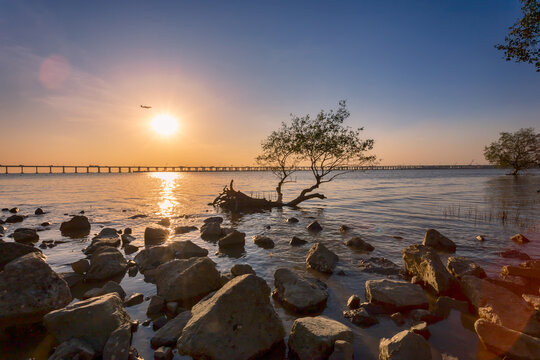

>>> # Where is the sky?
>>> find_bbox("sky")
[0,0,538,166]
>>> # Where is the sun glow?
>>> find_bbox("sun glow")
[150,114,179,136]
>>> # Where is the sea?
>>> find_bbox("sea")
[1,168,539,359]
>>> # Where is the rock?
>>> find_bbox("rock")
[103,323,132,360]
[59,272,84,288]
[124,227,132,235]
[144,227,169,246]
[83,280,126,300]
[358,257,402,276]
[345,236,374,251]
[391,312,405,326]
[501,264,540,280]
[379,330,432,360]
[476,235,485,241]
[5,215,24,223]
[393,235,404,240]
[85,247,128,281]
[155,257,221,305]
[231,263,255,276]
[0,225,5,234]
[9,207,19,213]
[217,230,245,248]
[153,316,169,330]
[339,225,351,233]
[286,217,299,223]
[121,234,135,245]
[124,244,139,255]
[157,218,171,227]
[203,216,223,224]
[34,208,45,215]
[174,225,197,234]
[446,256,486,279]
[177,274,285,360]
[402,244,456,295]
[511,233,530,244]
[475,318,540,359]
[306,220,323,232]
[499,249,531,260]
[151,311,192,348]
[329,340,353,360]
[169,240,208,259]
[423,228,456,252]
[48,339,96,360]
[95,228,119,238]
[410,309,442,324]
[343,307,379,327]
[365,279,428,311]
[523,294,540,310]
[147,295,166,316]
[253,235,275,249]
[71,258,91,274]
[410,322,430,339]
[347,295,360,310]
[272,268,328,314]
[129,214,147,219]
[288,316,353,360]
[134,245,174,272]
[124,293,144,307]
[154,346,173,360]
[60,215,91,236]
[44,293,131,352]
[0,241,42,270]
[290,236,307,246]
[0,253,71,328]
[12,228,39,243]
[487,274,530,295]
[434,296,469,318]
[84,235,121,255]
[200,222,222,239]
[306,243,338,274]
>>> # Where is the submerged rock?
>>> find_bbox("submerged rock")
[475,319,540,360]
[60,215,91,236]
[0,241,42,270]
[272,268,328,314]
[286,217,299,223]
[5,215,24,223]
[345,236,374,251]
[144,227,169,246]
[306,220,323,232]
[446,256,486,279]
[290,236,308,246]
[85,247,128,281]
[306,243,338,274]
[511,233,530,244]
[498,249,531,260]
[365,279,428,311]
[423,228,456,252]
[252,235,275,249]
[379,330,432,360]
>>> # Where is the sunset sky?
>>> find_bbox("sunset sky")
[1,0,538,166]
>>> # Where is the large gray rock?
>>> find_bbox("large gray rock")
[155,257,221,305]
[13,228,39,243]
[306,243,338,274]
[446,256,486,279]
[169,240,208,259]
[288,316,353,360]
[60,215,91,236]
[85,247,128,281]
[365,279,428,311]
[144,227,169,246]
[177,274,285,360]
[133,245,174,272]
[423,229,456,252]
[272,268,328,314]
[402,244,456,295]
[0,253,71,328]
[44,293,132,353]
[0,241,42,270]
[151,311,192,348]
[379,330,432,360]
[475,319,540,360]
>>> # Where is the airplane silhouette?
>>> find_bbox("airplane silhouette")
[140,105,152,109]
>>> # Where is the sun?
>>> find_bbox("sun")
[150,114,179,136]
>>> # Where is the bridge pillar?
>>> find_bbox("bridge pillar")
[75,167,78,173]
[129,167,132,173]
[86,167,89,173]
[62,166,65,173]
[98,167,101,173]
[119,167,122,173]
[20,165,23,174]
[35,166,38,174]
[5,167,8,174]
[49,166,52,174]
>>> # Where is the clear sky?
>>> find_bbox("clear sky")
[0,0,538,166]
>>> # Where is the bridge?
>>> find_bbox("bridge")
[0,164,495,174]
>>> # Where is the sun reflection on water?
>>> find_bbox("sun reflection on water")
[150,172,182,217]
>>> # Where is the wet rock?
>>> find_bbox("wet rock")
[511,233,530,244]
[34,208,45,215]
[487,274,530,295]
[501,263,540,280]
[151,311,192,348]
[446,256,486,279]
[286,217,299,223]
[59,272,83,288]
[423,228,456,252]
[177,274,285,360]
[344,236,374,251]
[1,208,7,212]
[124,227,132,235]
[121,234,135,245]
[60,215,91,236]
[522,294,540,310]
[153,316,169,330]
[103,323,132,360]
[71,258,91,274]
[9,207,19,213]
[129,214,147,219]
[157,218,171,227]
[83,280,126,300]
[410,322,430,339]
[410,309,442,324]
[169,240,208,259]
[343,307,379,327]
[85,247,128,281]
[365,279,428,311]
[379,330,432,360]
[13,228,39,243]
[48,339,96,360]
[272,268,328,314]
[253,235,275,249]
[231,263,255,276]
[218,230,245,248]
[44,293,131,353]
[475,319,540,360]
[165,301,179,314]
[124,293,144,307]
[174,225,197,234]
[154,346,173,360]
[124,244,139,255]
[288,316,353,360]
[40,221,51,227]
[358,257,403,276]
[498,249,531,260]
[5,215,24,223]
[147,295,166,316]
[134,245,174,272]
[290,236,307,246]
[347,295,360,310]
[144,227,169,246]
[434,296,469,318]
[306,243,338,274]
[0,253,71,328]
[476,235,485,241]
[393,235,404,240]
[402,244,456,295]
[306,220,323,232]
[0,241,42,270]
[329,340,353,360]
[339,225,351,233]
[203,216,223,224]
[84,235,121,255]
[200,221,222,239]
[0,225,5,234]
[155,257,221,305]
[391,312,405,326]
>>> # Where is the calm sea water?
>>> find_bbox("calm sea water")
[1,169,539,359]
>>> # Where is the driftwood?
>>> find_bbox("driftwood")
[212,180,280,211]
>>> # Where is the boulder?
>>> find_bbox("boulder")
[306,243,338,274]
[13,228,39,243]
[154,346,173,360]
[9,207,19,213]
[144,227,169,246]
[203,216,223,224]
[59,272,84,288]
[83,280,126,300]
[231,263,255,276]
[306,220,323,232]
[391,312,405,326]
[379,330,432,360]
[344,236,374,251]
[121,234,135,245]
[200,222,222,239]
[511,233,530,244]
[365,279,428,311]
[95,228,119,238]
[134,245,174,272]
[60,215,91,236]
[124,227,132,235]
[85,247,128,281]
[71,258,91,274]
[174,225,198,234]
[433,296,469,318]
[102,323,132,360]
[475,319,540,360]
[402,244,456,295]
[499,249,531,260]
[124,293,144,307]
[151,311,192,348]
[343,307,379,327]
[409,309,442,324]
[358,257,402,276]
[169,240,208,259]
[252,235,275,249]
[501,263,540,281]
[347,295,361,310]
[288,316,353,360]
[177,274,285,360]
[522,294,540,310]
[0,253,71,328]
[147,295,166,316]
[0,241,42,270]
[48,339,96,360]
[329,340,353,360]
[157,218,171,227]
[410,322,431,339]
[84,235,121,255]
[155,257,221,305]
[272,268,328,314]
[423,229,456,252]
[446,256,486,279]
[218,230,245,248]
[286,217,299,223]
[5,215,24,223]
[124,244,139,255]
[290,236,307,246]
[44,293,132,353]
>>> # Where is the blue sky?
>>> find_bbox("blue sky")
[0,0,538,165]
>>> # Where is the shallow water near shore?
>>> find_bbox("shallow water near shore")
[1,169,539,359]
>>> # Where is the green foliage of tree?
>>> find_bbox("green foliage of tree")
[496,0,539,72]
[484,128,540,175]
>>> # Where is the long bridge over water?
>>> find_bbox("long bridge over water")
[0,164,495,174]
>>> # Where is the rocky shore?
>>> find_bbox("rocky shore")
[1,206,539,360]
